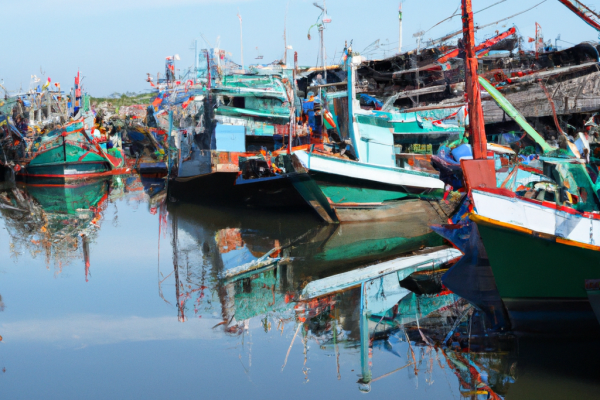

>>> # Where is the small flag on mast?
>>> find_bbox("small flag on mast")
[399,3,402,20]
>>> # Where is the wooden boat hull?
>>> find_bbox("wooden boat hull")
[472,213,600,333]
[17,138,125,184]
[290,150,446,223]
[332,195,464,223]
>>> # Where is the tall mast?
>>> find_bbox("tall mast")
[194,39,198,82]
[323,0,327,81]
[461,0,487,160]
[284,3,289,66]
[284,16,287,66]
[288,51,298,155]
[237,11,244,70]
[206,50,212,90]
[398,2,403,53]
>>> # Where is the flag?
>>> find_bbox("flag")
[399,3,402,20]
[42,77,51,91]
[182,96,194,109]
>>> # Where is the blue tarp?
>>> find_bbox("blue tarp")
[360,94,383,109]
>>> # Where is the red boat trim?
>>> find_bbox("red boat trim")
[78,151,93,161]
[473,188,600,220]
[18,167,130,179]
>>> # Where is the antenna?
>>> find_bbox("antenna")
[237,10,244,70]
[399,2,403,53]
[189,40,198,81]
[284,2,289,65]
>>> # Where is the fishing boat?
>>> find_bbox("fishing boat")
[449,0,600,333]
[470,178,600,331]
[2,72,126,184]
[125,122,168,177]
[18,117,126,185]
[166,54,314,208]
[289,53,465,223]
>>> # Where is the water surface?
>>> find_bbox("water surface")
[0,175,599,399]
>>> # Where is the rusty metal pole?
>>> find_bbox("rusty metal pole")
[462,0,487,160]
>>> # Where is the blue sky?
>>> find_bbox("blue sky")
[1,0,598,96]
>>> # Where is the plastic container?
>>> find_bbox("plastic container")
[451,143,473,162]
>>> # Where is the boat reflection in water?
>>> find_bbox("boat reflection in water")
[0,179,110,277]
[1,175,600,398]
[164,197,521,395]
[164,198,446,322]
[161,196,600,398]
[0,174,149,279]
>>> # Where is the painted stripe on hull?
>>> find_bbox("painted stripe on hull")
[294,150,444,190]
[472,189,600,246]
[311,170,444,205]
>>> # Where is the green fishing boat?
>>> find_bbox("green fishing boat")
[19,118,125,185]
[289,52,464,223]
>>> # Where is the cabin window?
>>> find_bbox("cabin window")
[232,97,245,109]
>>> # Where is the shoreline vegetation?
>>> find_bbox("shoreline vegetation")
[90,91,153,108]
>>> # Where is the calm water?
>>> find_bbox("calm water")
[0,174,599,399]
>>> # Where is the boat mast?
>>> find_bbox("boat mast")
[237,11,244,71]
[398,2,403,53]
[194,39,198,82]
[284,4,288,66]
[459,0,496,190]
[322,0,327,81]
[462,0,487,160]
[288,52,298,155]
